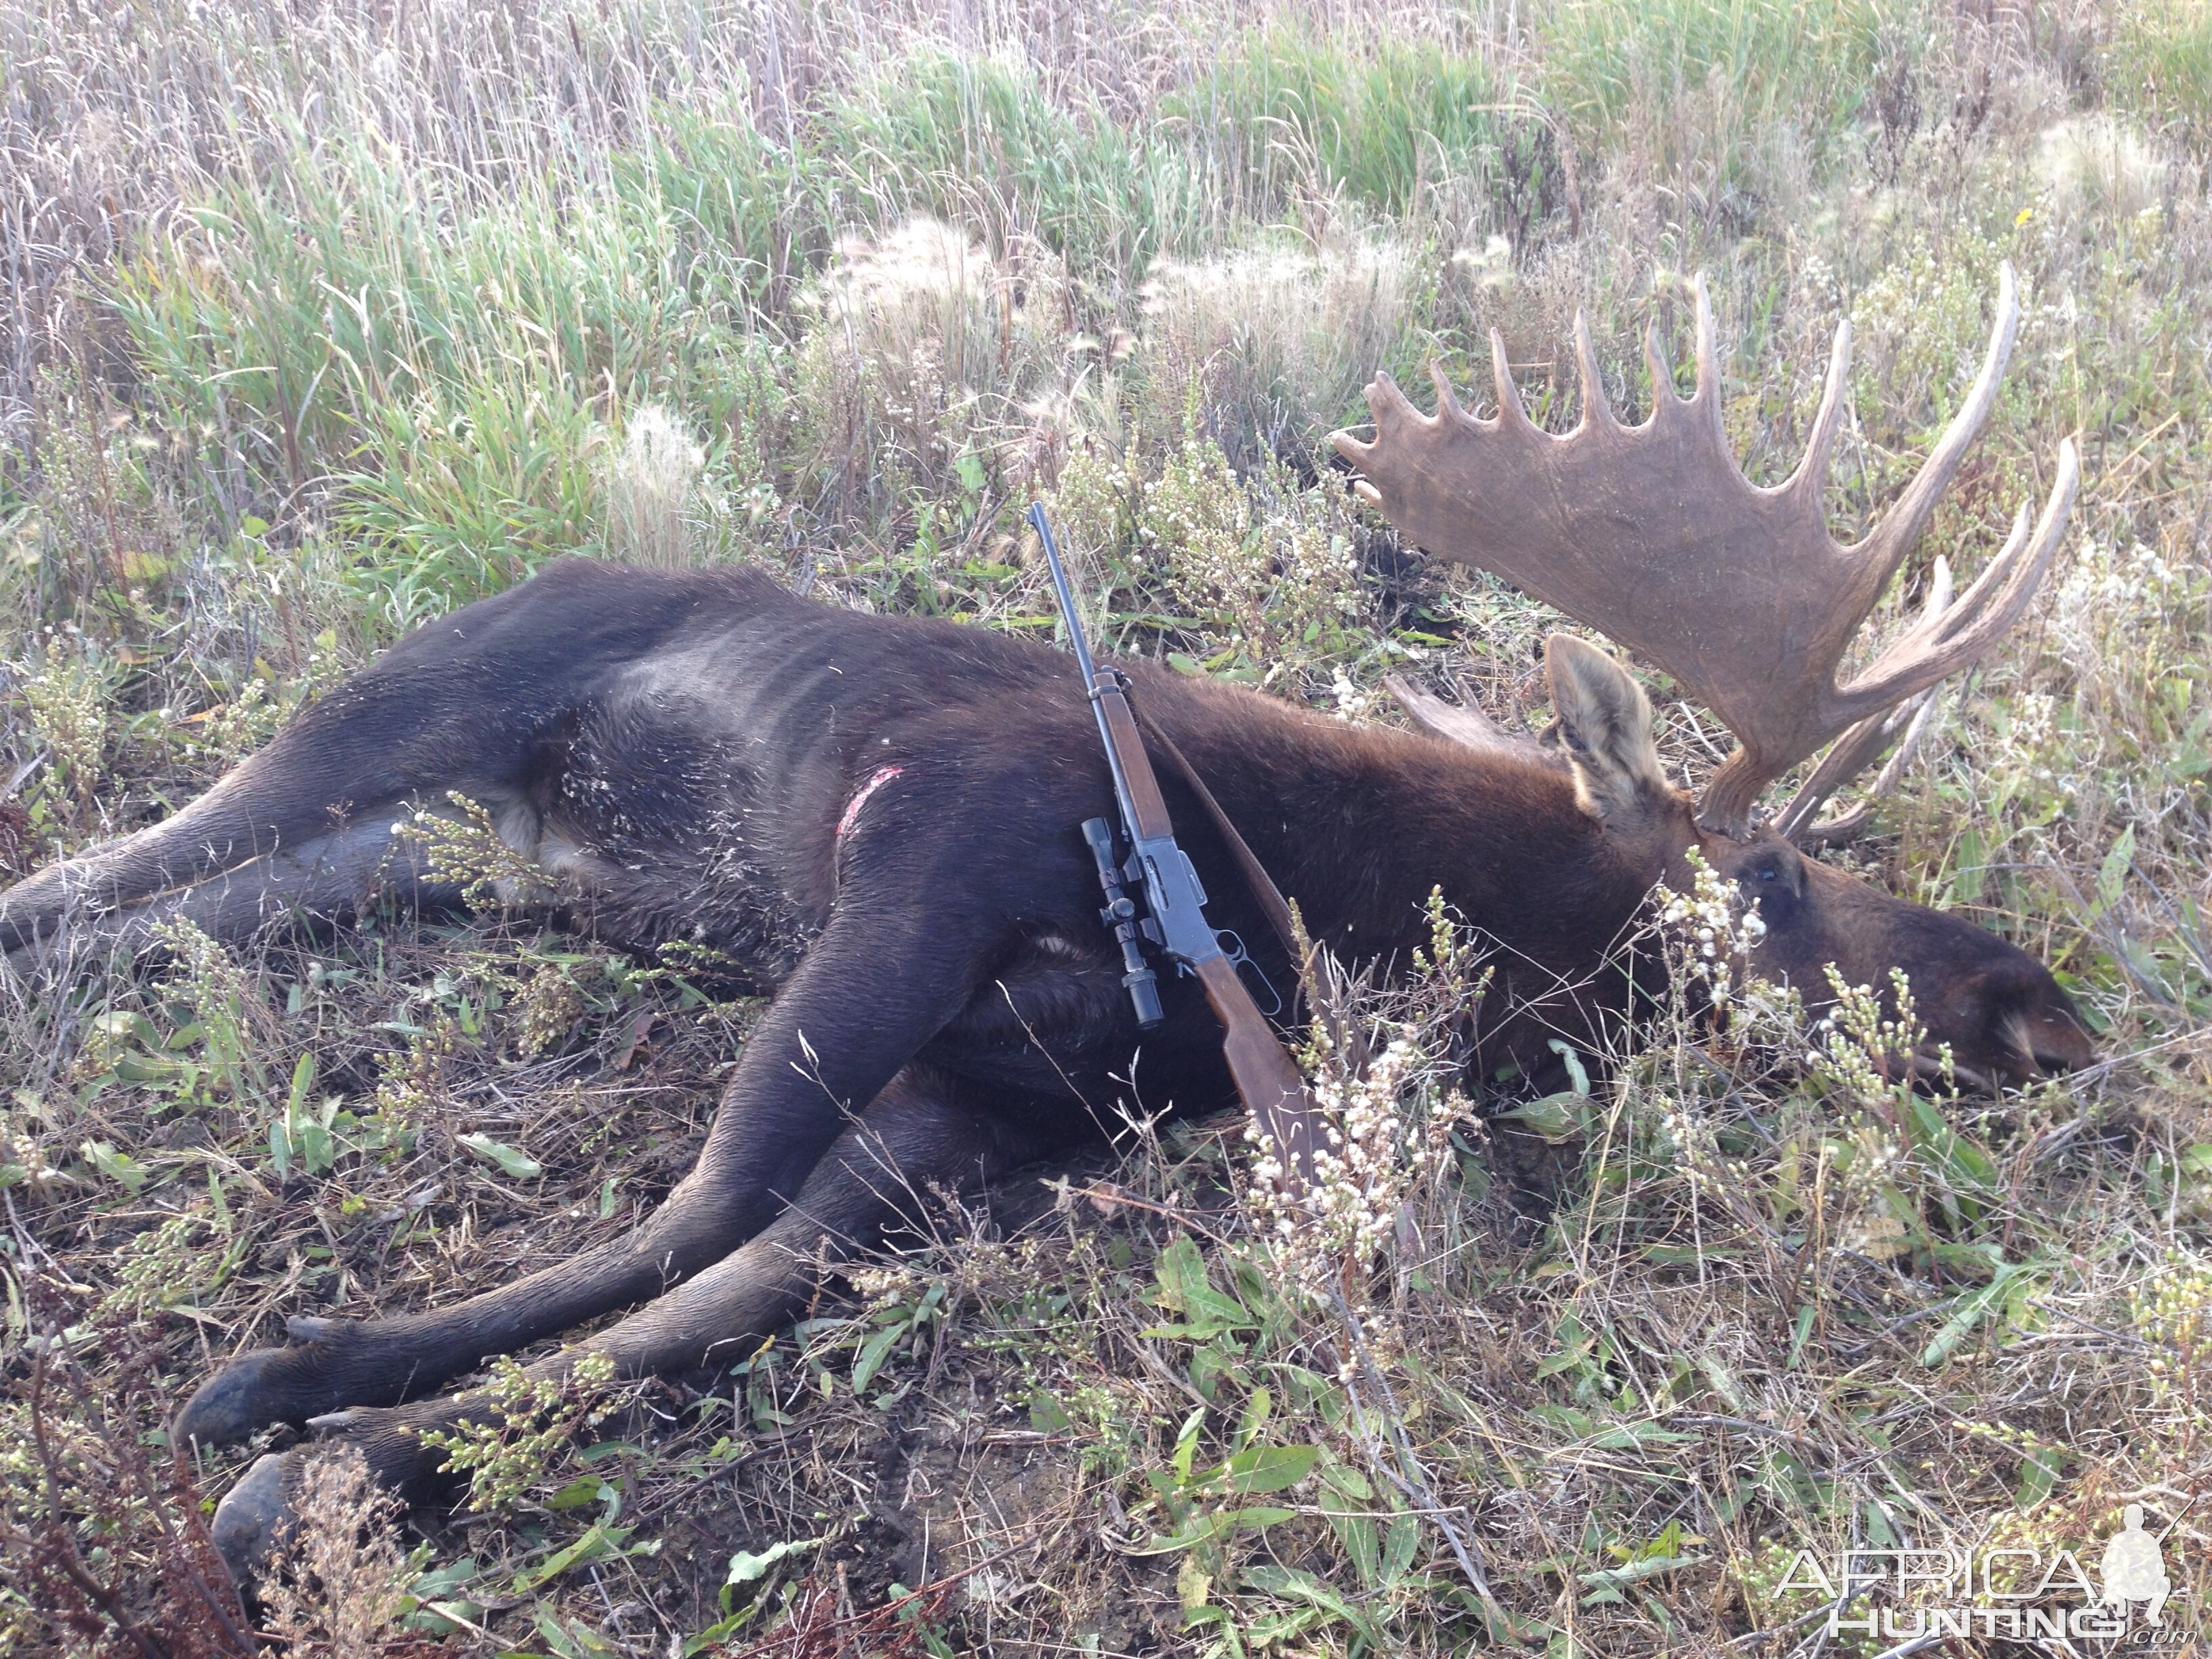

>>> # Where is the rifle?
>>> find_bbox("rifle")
[1027,503,1318,1196]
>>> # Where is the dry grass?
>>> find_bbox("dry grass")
[1,0,2209,1654]
[602,408,710,572]
[260,1448,413,1653]
[1139,229,1424,466]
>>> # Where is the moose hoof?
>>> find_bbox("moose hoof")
[285,1314,338,1342]
[174,1347,295,1447]
[210,1452,295,1584]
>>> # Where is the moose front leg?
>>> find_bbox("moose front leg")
[174,903,1008,1447]
[208,1067,1063,1580]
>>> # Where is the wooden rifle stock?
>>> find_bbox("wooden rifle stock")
[1191,954,1318,1192]
[1090,674,1171,836]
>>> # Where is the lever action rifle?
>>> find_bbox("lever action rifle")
[1027,502,1317,1197]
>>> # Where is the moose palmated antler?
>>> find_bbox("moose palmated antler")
[1331,264,2079,838]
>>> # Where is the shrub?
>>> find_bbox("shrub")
[793,216,1079,516]
[1139,230,1423,467]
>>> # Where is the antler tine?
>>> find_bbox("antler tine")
[1833,436,2078,723]
[1429,361,1466,422]
[1573,312,1615,430]
[1362,369,1425,442]
[1774,697,1921,842]
[1784,317,1854,508]
[1773,556,1953,842]
[1383,673,1544,761]
[1334,371,1420,504]
[1490,329,1531,428]
[1691,277,1723,405]
[1843,262,2021,619]
[1796,691,1947,848]
[1689,278,1730,445]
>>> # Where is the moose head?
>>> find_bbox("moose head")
[1333,264,2092,1086]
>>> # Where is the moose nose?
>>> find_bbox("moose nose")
[2028,1020,2095,1077]
[1992,1002,2095,1086]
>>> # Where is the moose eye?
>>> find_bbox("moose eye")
[1738,849,1805,907]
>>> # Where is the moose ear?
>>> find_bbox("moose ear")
[1545,634,1670,825]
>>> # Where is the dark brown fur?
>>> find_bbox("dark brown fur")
[0,558,2091,1575]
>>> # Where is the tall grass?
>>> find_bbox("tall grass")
[2111,0,2212,156]
[1531,0,1890,146]
[1162,30,1519,220]
[109,129,800,623]
[821,47,1193,279]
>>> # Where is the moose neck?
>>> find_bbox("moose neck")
[1149,673,1662,975]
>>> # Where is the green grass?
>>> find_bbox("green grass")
[1161,30,1516,219]
[2111,0,2212,153]
[1530,0,1891,151]
[822,47,1191,275]
[114,131,800,625]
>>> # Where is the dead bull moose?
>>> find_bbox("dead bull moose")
[0,269,2091,1578]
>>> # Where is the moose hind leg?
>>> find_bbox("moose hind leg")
[5,812,456,974]
[211,1070,1061,1580]
[0,631,564,958]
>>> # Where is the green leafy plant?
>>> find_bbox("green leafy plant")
[415,1351,622,1513]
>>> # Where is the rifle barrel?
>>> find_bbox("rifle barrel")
[1028,504,1143,823]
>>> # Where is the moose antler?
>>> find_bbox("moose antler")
[1332,264,2078,838]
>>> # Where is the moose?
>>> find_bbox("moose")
[0,270,2090,1576]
